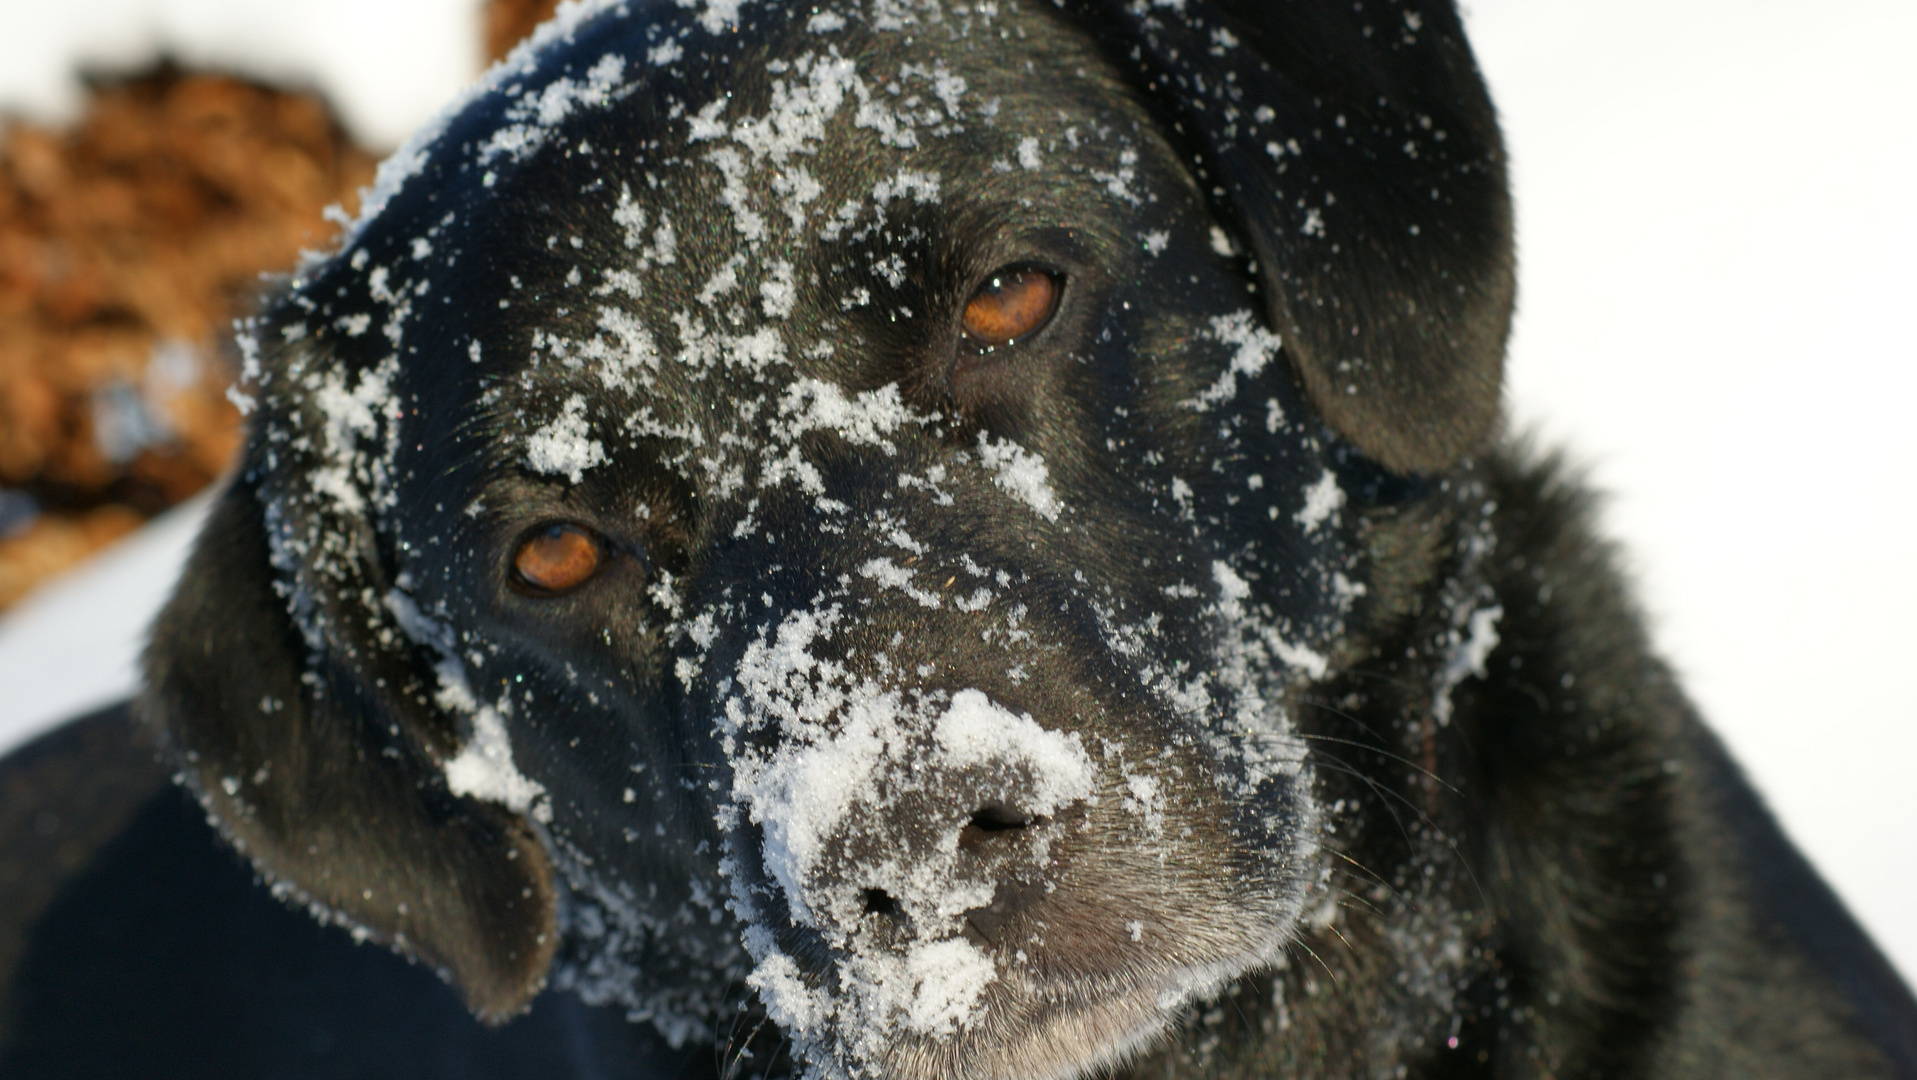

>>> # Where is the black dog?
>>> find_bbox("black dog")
[3,1,1913,1077]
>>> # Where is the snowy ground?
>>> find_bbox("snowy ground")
[1,0,1910,982]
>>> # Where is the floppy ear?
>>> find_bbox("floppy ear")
[1082,0,1514,474]
[139,469,558,1021]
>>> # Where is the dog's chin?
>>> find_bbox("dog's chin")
[770,869,1304,1080]
[864,939,1289,1080]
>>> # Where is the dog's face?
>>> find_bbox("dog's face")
[143,3,1510,1079]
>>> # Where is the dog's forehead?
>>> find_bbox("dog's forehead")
[268,0,1197,505]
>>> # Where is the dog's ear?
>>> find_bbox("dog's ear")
[1083,0,1513,474]
[139,469,558,1022]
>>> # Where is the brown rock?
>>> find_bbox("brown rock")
[0,65,376,612]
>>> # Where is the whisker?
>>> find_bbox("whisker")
[1321,846,1398,904]
[1308,758,1424,849]
[1290,938,1340,985]
[1325,919,1361,959]
[1307,760,1490,914]
[1298,731,1458,794]
[1297,695,1409,749]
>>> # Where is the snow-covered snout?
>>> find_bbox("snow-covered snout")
[682,462,1332,1080]
[143,2,1513,1079]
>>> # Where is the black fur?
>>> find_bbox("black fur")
[2,1,1911,1077]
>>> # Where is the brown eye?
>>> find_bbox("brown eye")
[962,267,1061,347]
[512,524,602,595]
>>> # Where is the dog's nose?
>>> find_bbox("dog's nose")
[839,792,1099,959]
[845,798,1057,943]
[741,688,1096,954]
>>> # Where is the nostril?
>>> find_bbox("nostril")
[862,888,902,918]
[960,804,1040,851]
[969,805,1035,832]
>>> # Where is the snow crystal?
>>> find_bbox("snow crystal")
[696,257,742,304]
[386,588,552,822]
[1203,558,1325,794]
[846,936,997,1036]
[776,378,916,453]
[1170,475,1196,519]
[678,0,745,35]
[934,75,967,120]
[854,87,919,149]
[742,698,896,927]
[479,52,629,166]
[1092,148,1140,203]
[1121,769,1165,836]
[933,689,1095,810]
[761,259,798,318]
[1293,469,1346,534]
[687,98,729,142]
[858,557,944,608]
[731,53,860,164]
[953,586,994,613]
[525,394,609,483]
[773,167,824,228]
[306,356,401,516]
[871,253,908,288]
[1431,605,1503,726]
[442,689,553,822]
[1189,310,1283,408]
[613,185,679,266]
[872,169,942,206]
[647,39,683,66]
[975,432,1061,521]
[705,148,769,242]
[745,940,832,1034]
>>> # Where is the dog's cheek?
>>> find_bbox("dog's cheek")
[426,566,725,889]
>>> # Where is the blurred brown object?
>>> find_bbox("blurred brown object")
[484,0,563,64]
[0,65,376,613]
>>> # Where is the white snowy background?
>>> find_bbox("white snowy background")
[0,0,1910,983]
